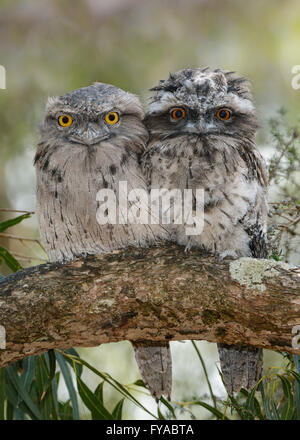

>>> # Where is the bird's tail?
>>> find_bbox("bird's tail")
[217,343,263,394]
[134,344,172,401]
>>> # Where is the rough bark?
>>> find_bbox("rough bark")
[0,244,299,368]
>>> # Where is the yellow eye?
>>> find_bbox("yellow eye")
[58,114,73,127]
[216,108,231,121]
[170,107,186,121]
[105,112,119,125]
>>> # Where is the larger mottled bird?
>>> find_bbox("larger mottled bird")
[143,68,268,394]
[34,82,170,400]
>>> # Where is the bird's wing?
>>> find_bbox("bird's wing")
[239,148,268,258]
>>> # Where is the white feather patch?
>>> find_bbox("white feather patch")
[226,93,255,113]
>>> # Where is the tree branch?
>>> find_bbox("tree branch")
[0,244,299,368]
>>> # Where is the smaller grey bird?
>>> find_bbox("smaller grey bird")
[35,82,157,262]
[34,82,170,401]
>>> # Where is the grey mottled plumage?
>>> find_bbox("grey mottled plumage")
[34,82,170,400]
[143,68,268,394]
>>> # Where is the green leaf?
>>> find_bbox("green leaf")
[157,403,166,420]
[58,400,73,420]
[20,356,35,389]
[6,364,42,420]
[59,348,83,377]
[160,396,176,419]
[240,388,264,420]
[91,380,114,420]
[270,400,280,420]
[133,379,146,388]
[13,408,26,420]
[5,372,20,408]
[276,374,294,420]
[0,368,5,420]
[34,355,52,419]
[294,355,300,420]
[0,213,31,233]
[94,381,105,404]
[35,355,49,395]
[55,371,60,388]
[192,401,229,420]
[112,398,124,420]
[0,246,22,272]
[260,381,274,420]
[192,340,217,409]
[6,401,14,420]
[50,376,59,419]
[5,366,31,421]
[227,393,247,419]
[59,351,157,419]
[76,376,113,420]
[55,351,80,420]
[47,350,56,382]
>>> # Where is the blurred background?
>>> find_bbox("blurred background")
[0,0,299,419]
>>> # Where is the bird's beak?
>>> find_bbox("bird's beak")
[84,133,110,145]
[185,121,204,134]
[69,126,109,146]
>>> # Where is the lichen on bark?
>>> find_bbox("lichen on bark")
[229,258,295,292]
